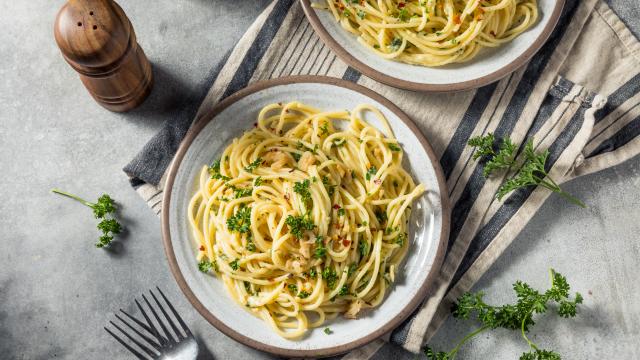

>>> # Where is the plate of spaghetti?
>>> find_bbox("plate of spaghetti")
[301,0,564,92]
[162,76,449,357]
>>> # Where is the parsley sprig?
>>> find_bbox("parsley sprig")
[424,269,583,360]
[468,134,585,207]
[51,189,122,248]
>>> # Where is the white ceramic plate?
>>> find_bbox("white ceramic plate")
[162,76,450,357]
[301,0,564,92]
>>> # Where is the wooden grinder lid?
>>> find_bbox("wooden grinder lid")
[54,0,132,72]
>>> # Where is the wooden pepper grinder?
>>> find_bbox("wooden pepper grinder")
[54,0,153,112]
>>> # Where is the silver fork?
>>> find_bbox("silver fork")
[105,287,199,360]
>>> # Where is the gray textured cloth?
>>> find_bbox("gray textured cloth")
[125,0,640,357]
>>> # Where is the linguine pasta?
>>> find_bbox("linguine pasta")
[188,101,425,338]
[316,0,538,67]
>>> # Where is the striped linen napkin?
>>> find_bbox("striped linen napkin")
[124,0,640,357]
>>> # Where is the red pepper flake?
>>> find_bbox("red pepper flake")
[342,238,351,247]
[398,2,405,8]
[335,223,342,229]
[373,179,382,185]
[285,109,290,113]
[199,245,205,251]
[284,193,290,201]
[454,15,461,24]
[277,102,282,106]
[490,30,496,37]
[253,122,257,127]
[333,204,341,209]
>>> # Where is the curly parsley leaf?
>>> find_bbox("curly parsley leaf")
[425,269,582,360]
[51,189,122,249]
[468,135,585,207]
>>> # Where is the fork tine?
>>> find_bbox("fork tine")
[115,313,161,350]
[110,321,158,358]
[120,308,154,335]
[142,293,176,343]
[149,289,184,339]
[156,287,192,336]
[135,299,168,346]
[104,326,148,360]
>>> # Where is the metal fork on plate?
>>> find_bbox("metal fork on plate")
[104,287,199,360]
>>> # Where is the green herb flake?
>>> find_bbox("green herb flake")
[244,158,262,173]
[365,166,377,181]
[227,206,252,233]
[229,258,240,271]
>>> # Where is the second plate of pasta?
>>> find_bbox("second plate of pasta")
[162,76,449,357]
[301,0,564,92]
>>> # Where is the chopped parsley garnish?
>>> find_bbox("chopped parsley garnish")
[343,9,351,17]
[320,121,329,135]
[338,285,349,296]
[246,235,256,252]
[333,138,346,147]
[374,208,387,224]
[227,206,251,233]
[358,240,369,259]
[314,236,327,259]
[227,184,252,199]
[388,143,402,152]
[397,8,410,22]
[243,281,253,295]
[208,159,232,181]
[293,179,312,206]
[288,283,298,294]
[322,176,336,197]
[254,176,263,186]
[292,152,301,161]
[198,259,217,273]
[229,258,240,271]
[347,263,357,277]
[396,232,407,247]
[322,267,338,289]
[244,158,262,173]
[357,10,366,19]
[365,166,377,181]
[285,212,315,238]
[389,37,403,51]
[337,208,346,216]
[298,291,311,299]
[309,268,318,279]
[324,327,333,335]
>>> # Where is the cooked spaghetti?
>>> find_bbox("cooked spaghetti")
[316,0,538,67]
[188,101,425,338]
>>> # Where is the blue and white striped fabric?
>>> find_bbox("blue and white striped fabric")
[124,0,640,357]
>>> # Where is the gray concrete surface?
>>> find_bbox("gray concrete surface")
[0,1,638,359]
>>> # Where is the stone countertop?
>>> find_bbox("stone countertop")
[1,1,638,359]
